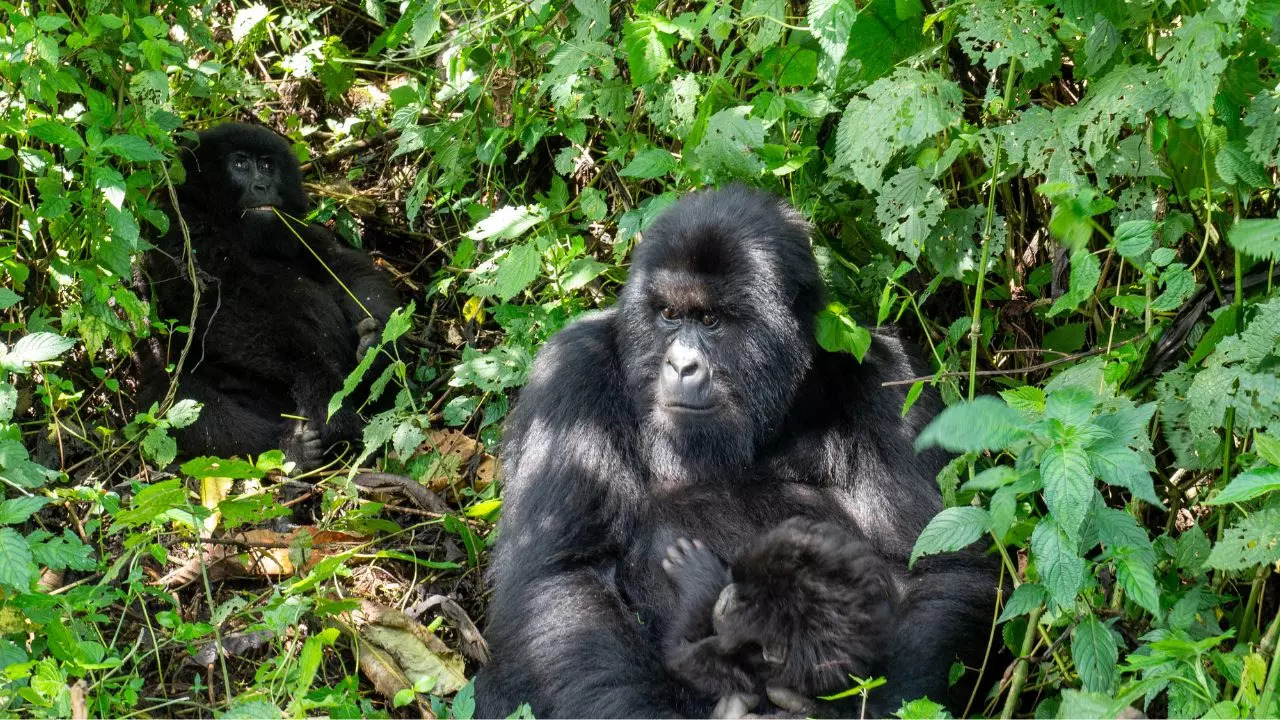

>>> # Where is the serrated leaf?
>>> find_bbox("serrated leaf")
[561,258,608,291]
[1080,14,1119,77]
[1227,219,1280,262]
[1,333,76,373]
[165,399,202,429]
[1031,518,1084,609]
[1206,467,1280,505]
[875,166,945,261]
[141,428,177,467]
[694,107,765,177]
[814,303,871,360]
[0,528,35,592]
[1164,13,1229,120]
[1000,386,1046,413]
[100,134,165,162]
[1072,617,1118,693]
[1116,553,1161,615]
[0,497,51,525]
[1216,141,1269,188]
[916,396,1028,453]
[997,583,1046,623]
[1113,220,1156,262]
[619,148,677,179]
[465,205,548,242]
[957,0,1058,74]
[1088,442,1161,505]
[28,121,85,149]
[1244,88,1280,168]
[909,506,989,568]
[808,0,857,85]
[622,18,673,86]
[831,68,963,191]
[741,0,784,52]
[1174,524,1211,572]
[1205,509,1280,571]
[1255,434,1280,467]
[1047,248,1101,317]
[0,288,21,310]
[495,243,541,302]
[1041,441,1093,538]
[32,531,96,571]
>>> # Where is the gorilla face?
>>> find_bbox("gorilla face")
[178,123,308,248]
[618,186,823,485]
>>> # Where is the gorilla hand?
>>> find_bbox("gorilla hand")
[356,316,382,361]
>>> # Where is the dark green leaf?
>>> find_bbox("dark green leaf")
[909,506,989,568]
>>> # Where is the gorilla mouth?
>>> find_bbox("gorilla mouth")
[245,204,277,212]
[663,402,718,415]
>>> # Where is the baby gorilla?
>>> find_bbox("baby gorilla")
[662,517,897,717]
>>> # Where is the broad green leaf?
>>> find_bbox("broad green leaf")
[1244,87,1280,168]
[622,18,673,86]
[1205,509,1280,571]
[909,506,989,568]
[997,583,1046,623]
[110,479,187,532]
[1047,248,1101,317]
[808,0,857,85]
[999,386,1046,413]
[694,107,765,177]
[1041,441,1093,538]
[561,258,609,291]
[741,0,784,53]
[231,4,270,42]
[0,497,51,525]
[1088,442,1161,505]
[141,428,177,467]
[100,134,165,162]
[0,288,21,310]
[0,528,35,592]
[495,243,541,302]
[465,205,548,242]
[1113,220,1156,263]
[1163,13,1229,120]
[165,399,202,429]
[875,166,945,261]
[1227,219,1280,262]
[29,121,85,149]
[916,396,1028,453]
[1072,617,1118,693]
[1255,433,1280,467]
[1216,141,1269,188]
[619,148,677,179]
[814,302,871,360]
[1206,467,1280,505]
[1031,518,1084,609]
[957,0,1058,73]
[31,531,96,571]
[1115,553,1161,615]
[1,333,76,373]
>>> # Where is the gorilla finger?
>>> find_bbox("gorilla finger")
[711,693,759,719]
[764,685,815,715]
[677,537,695,553]
[357,317,380,335]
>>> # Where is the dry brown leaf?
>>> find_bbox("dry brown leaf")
[423,429,496,496]
[336,600,468,699]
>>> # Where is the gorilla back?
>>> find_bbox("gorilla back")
[477,185,998,717]
[138,123,400,468]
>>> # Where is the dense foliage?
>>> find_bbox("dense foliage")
[0,0,1278,717]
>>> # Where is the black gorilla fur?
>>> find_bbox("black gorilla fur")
[476,185,998,717]
[660,518,896,717]
[138,123,399,468]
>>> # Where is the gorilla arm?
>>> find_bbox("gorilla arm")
[476,315,690,718]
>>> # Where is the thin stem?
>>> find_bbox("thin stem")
[1000,605,1044,719]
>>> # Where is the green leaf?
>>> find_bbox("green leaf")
[165,399,202,429]
[999,386,1046,413]
[110,479,187,532]
[1255,433,1280,467]
[1216,141,1269,188]
[1163,13,1229,120]
[831,68,963,191]
[1088,442,1161,506]
[1227,219,1280,262]
[1205,509,1280,571]
[0,288,21,310]
[1041,441,1094,539]
[465,205,548,242]
[622,18,673,86]
[693,107,765,177]
[141,428,177,467]
[231,4,270,42]
[29,121,85,149]
[916,396,1028,453]
[1,332,76,373]
[1072,617,1118,693]
[1031,518,1084,609]
[0,528,36,592]
[31,531,96,571]
[1115,552,1161,615]
[1244,88,1280,168]
[875,166,945,261]
[807,0,857,85]
[619,148,677,179]
[997,583,1046,623]
[909,506,989,568]
[495,243,541,302]
[1112,220,1156,263]
[1047,248,1101,317]
[100,134,165,162]
[0,497,51,525]
[1206,467,1280,505]
[561,258,609,291]
[957,0,1058,74]
[741,0,784,52]
[814,302,872,360]
[180,456,265,480]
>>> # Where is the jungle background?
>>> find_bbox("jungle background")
[1,0,1279,717]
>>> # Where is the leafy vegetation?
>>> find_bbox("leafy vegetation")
[0,0,1278,716]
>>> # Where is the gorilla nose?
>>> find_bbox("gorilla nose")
[662,341,711,407]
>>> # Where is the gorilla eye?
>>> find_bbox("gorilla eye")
[259,157,273,170]
[232,157,249,171]
[700,313,718,328]
[660,306,679,321]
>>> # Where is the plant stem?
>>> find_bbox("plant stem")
[1001,604,1043,719]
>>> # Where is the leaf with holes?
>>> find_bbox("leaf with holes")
[875,167,945,262]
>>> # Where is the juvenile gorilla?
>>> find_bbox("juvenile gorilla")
[661,517,895,717]
[477,185,998,717]
[138,123,399,468]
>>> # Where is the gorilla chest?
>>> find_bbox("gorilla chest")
[214,269,352,352]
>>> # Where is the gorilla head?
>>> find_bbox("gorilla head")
[618,185,824,485]
[177,123,308,253]
[711,517,895,694]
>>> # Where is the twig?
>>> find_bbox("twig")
[882,334,1143,387]
[299,129,402,173]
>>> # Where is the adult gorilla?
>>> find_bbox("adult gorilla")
[476,185,997,717]
[138,123,399,468]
